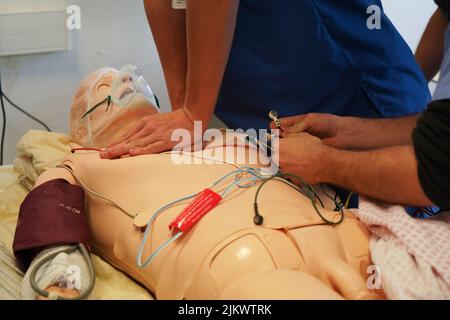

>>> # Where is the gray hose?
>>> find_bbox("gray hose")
[29,244,95,300]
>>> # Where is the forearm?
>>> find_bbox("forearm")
[185,0,240,123]
[144,0,188,110]
[319,146,432,206]
[415,8,447,81]
[340,114,421,150]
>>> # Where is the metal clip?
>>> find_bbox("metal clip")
[269,110,281,129]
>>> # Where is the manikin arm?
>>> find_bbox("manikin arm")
[15,168,88,300]
[34,167,77,187]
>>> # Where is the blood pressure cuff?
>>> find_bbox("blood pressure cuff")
[13,179,91,270]
[413,100,450,210]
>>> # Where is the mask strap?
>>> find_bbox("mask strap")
[154,94,160,109]
[81,95,112,120]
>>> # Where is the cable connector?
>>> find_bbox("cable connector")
[253,203,264,225]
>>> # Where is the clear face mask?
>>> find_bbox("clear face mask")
[111,65,158,109]
[79,65,160,147]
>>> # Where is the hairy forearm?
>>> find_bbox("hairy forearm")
[185,0,240,123]
[319,146,432,206]
[340,114,421,150]
[415,8,447,81]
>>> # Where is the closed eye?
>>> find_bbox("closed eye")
[98,84,110,90]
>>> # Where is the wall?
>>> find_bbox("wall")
[382,0,437,50]
[0,0,440,164]
[0,0,168,164]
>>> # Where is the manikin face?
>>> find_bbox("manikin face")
[79,68,159,148]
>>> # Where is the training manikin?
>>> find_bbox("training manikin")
[12,67,384,300]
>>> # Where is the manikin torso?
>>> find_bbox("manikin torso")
[39,138,383,300]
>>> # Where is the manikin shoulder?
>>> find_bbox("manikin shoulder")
[33,143,84,188]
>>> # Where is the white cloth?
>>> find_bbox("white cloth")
[21,246,92,300]
[0,242,24,300]
[354,198,450,300]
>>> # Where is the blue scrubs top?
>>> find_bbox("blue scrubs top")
[215,0,431,130]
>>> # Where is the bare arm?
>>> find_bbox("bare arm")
[277,113,422,150]
[185,0,240,123]
[335,114,421,150]
[144,0,239,123]
[320,146,432,206]
[415,8,448,82]
[278,134,432,207]
[144,0,187,110]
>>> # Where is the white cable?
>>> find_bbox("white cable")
[57,165,136,218]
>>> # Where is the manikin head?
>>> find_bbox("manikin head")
[70,66,159,147]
